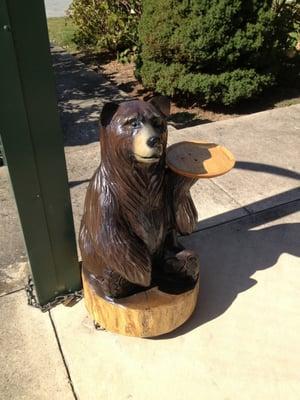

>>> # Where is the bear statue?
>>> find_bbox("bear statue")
[79,96,200,299]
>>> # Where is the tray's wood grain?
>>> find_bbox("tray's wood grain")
[82,272,200,337]
[166,141,235,178]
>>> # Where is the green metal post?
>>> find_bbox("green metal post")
[0,0,81,305]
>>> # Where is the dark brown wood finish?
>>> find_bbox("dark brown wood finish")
[79,97,200,300]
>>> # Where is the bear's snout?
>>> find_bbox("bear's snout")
[133,123,164,164]
[147,136,161,148]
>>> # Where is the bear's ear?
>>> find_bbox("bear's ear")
[149,96,170,118]
[100,102,119,127]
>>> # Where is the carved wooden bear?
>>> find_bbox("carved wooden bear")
[79,97,200,299]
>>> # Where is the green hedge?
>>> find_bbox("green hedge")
[137,0,298,105]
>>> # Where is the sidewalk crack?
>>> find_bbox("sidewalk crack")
[0,287,25,299]
[48,311,79,400]
[210,178,251,214]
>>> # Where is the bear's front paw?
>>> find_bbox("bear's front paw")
[164,249,200,282]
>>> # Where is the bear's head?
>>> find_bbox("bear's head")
[99,97,170,168]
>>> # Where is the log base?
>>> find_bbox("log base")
[82,272,200,337]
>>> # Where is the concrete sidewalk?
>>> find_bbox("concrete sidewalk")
[0,48,300,399]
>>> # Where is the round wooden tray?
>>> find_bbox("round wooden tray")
[82,272,199,337]
[166,141,235,178]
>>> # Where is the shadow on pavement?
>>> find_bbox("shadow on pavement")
[235,161,300,180]
[52,47,125,146]
[157,199,300,339]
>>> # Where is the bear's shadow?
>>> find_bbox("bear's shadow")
[153,200,300,339]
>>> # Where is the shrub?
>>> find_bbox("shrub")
[69,0,141,54]
[137,0,298,105]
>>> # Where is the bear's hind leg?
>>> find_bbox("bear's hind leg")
[83,265,148,299]
[101,269,145,299]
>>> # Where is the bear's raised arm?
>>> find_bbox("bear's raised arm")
[165,139,236,236]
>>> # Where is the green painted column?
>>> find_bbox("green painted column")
[0,0,81,305]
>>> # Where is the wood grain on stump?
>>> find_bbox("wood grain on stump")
[82,272,200,337]
[166,141,235,178]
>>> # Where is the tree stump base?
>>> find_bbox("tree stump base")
[82,272,200,337]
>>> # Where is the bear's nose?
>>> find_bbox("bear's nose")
[147,136,160,148]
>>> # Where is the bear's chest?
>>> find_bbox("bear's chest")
[119,166,169,255]
[131,198,168,256]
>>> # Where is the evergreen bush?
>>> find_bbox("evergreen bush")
[137,0,298,105]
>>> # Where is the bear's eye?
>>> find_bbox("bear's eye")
[131,120,140,129]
